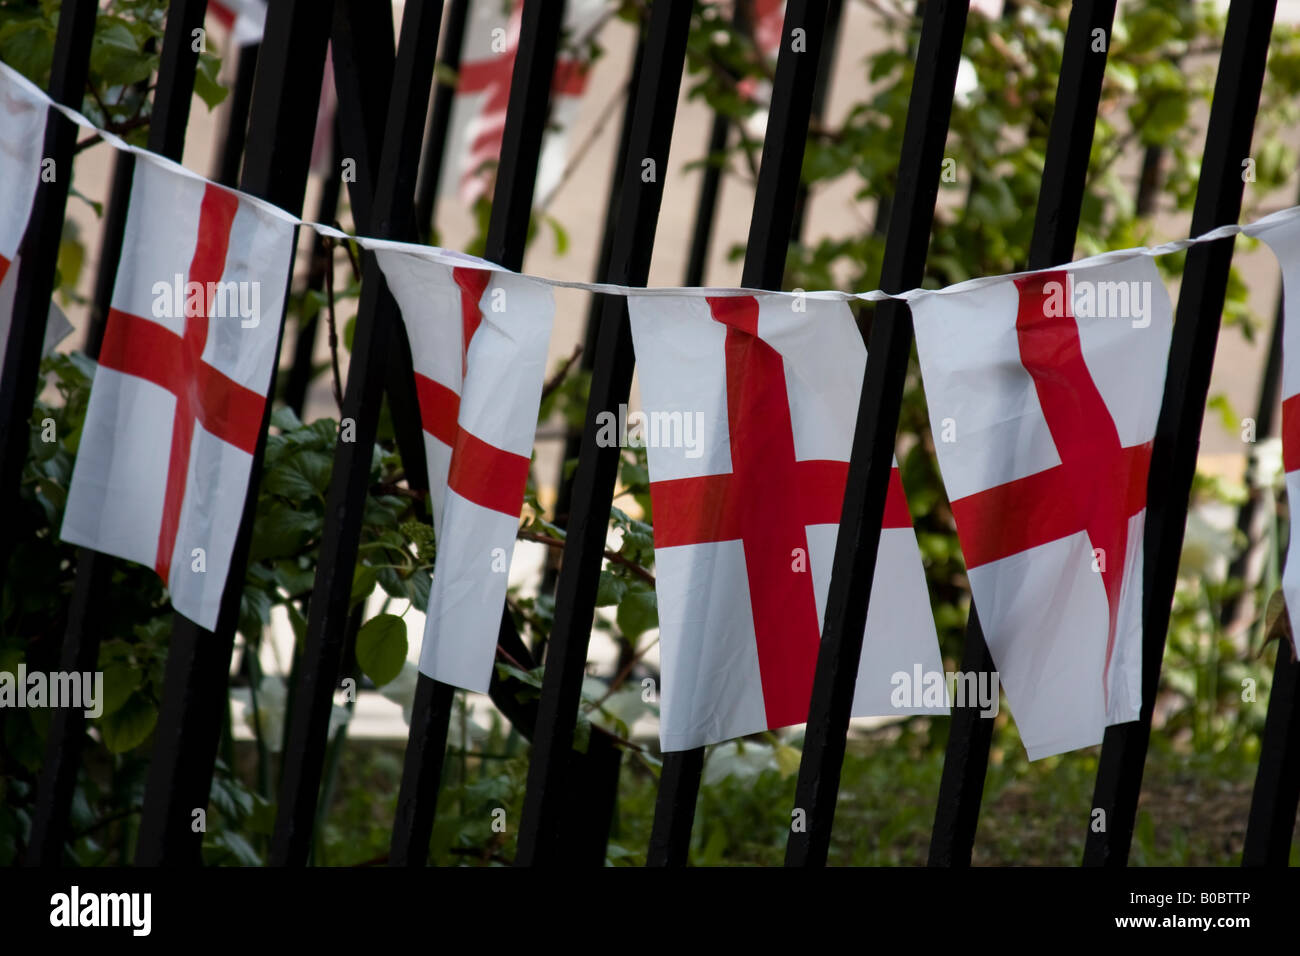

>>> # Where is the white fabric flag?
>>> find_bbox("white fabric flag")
[0,65,71,364]
[1245,208,1300,657]
[61,159,295,629]
[375,249,554,693]
[626,292,948,752]
[210,0,266,48]
[0,65,44,285]
[912,256,1173,759]
[443,0,607,206]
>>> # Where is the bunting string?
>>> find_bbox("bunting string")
[6,59,1296,310]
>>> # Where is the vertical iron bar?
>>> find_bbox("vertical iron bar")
[926,0,1117,868]
[211,40,260,187]
[1083,0,1277,867]
[328,0,397,238]
[785,0,971,870]
[647,0,834,870]
[283,123,344,417]
[787,0,842,243]
[649,0,839,869]
[733,1,826,289]
[680,0,750,288]
[373,0,577,869]
[548,18,646,584]
[354,0,567,871]
[0,0,98,567]
[513,0,695,867]
[25,0,212,869]
[81,152,135,358]
[1220,269,1290,630]
[564,731,623,865]
[1242,643,1300,865]
[24,548,110,866]
[480,2,565,268]
[268,0,443,867]
[645,746,703,866]
[134,0,332,866]
[414,0,470,242]
[1237,214,1300,865]
[328,0,433,500]
[389,672,456,865]
[681,110,729,288]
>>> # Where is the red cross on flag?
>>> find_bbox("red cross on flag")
[626,292,947,751]
[443,0,607,206]
[60,158,296,630]
[912,256,1173,759]
[1246,208,1300,657]
[375,247,554,693]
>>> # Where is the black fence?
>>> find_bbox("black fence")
[2,0,1298,868]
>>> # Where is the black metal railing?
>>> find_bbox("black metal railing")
[4,0,1297,869]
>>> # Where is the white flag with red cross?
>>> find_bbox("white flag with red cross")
[626,292,948,752]
[0,65,44,303]
[209,0,266,48]
[374,247,554,693]
[1245,207,1300,657]
[443,0,607,207]
[911,256,1173,759]
[0,64,74,365]
[60,158,296,630]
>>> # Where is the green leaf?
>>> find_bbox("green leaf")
[406,566,431,613]
[96,660,140,718]
[56,234,85,301]
[355,614,408,686]
[300,288,326,322]
[595,569,627,607]
[204,830,261,866]
[1206,394,1239,437]
[264,450,332,500]
[0,19,57,85]
[496,662,544,690]
[616,585,658,642]
[270,405,304,433]
[249,502,320,561]
[238,584,273,642]
[273,559,316,597]
[350,564,379,608]
[90,18,153,90]
[376,564,406,601]
[192,52,228,110]
[545,214,570,255]
[572,709,591,754]
[97,692,158,753]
